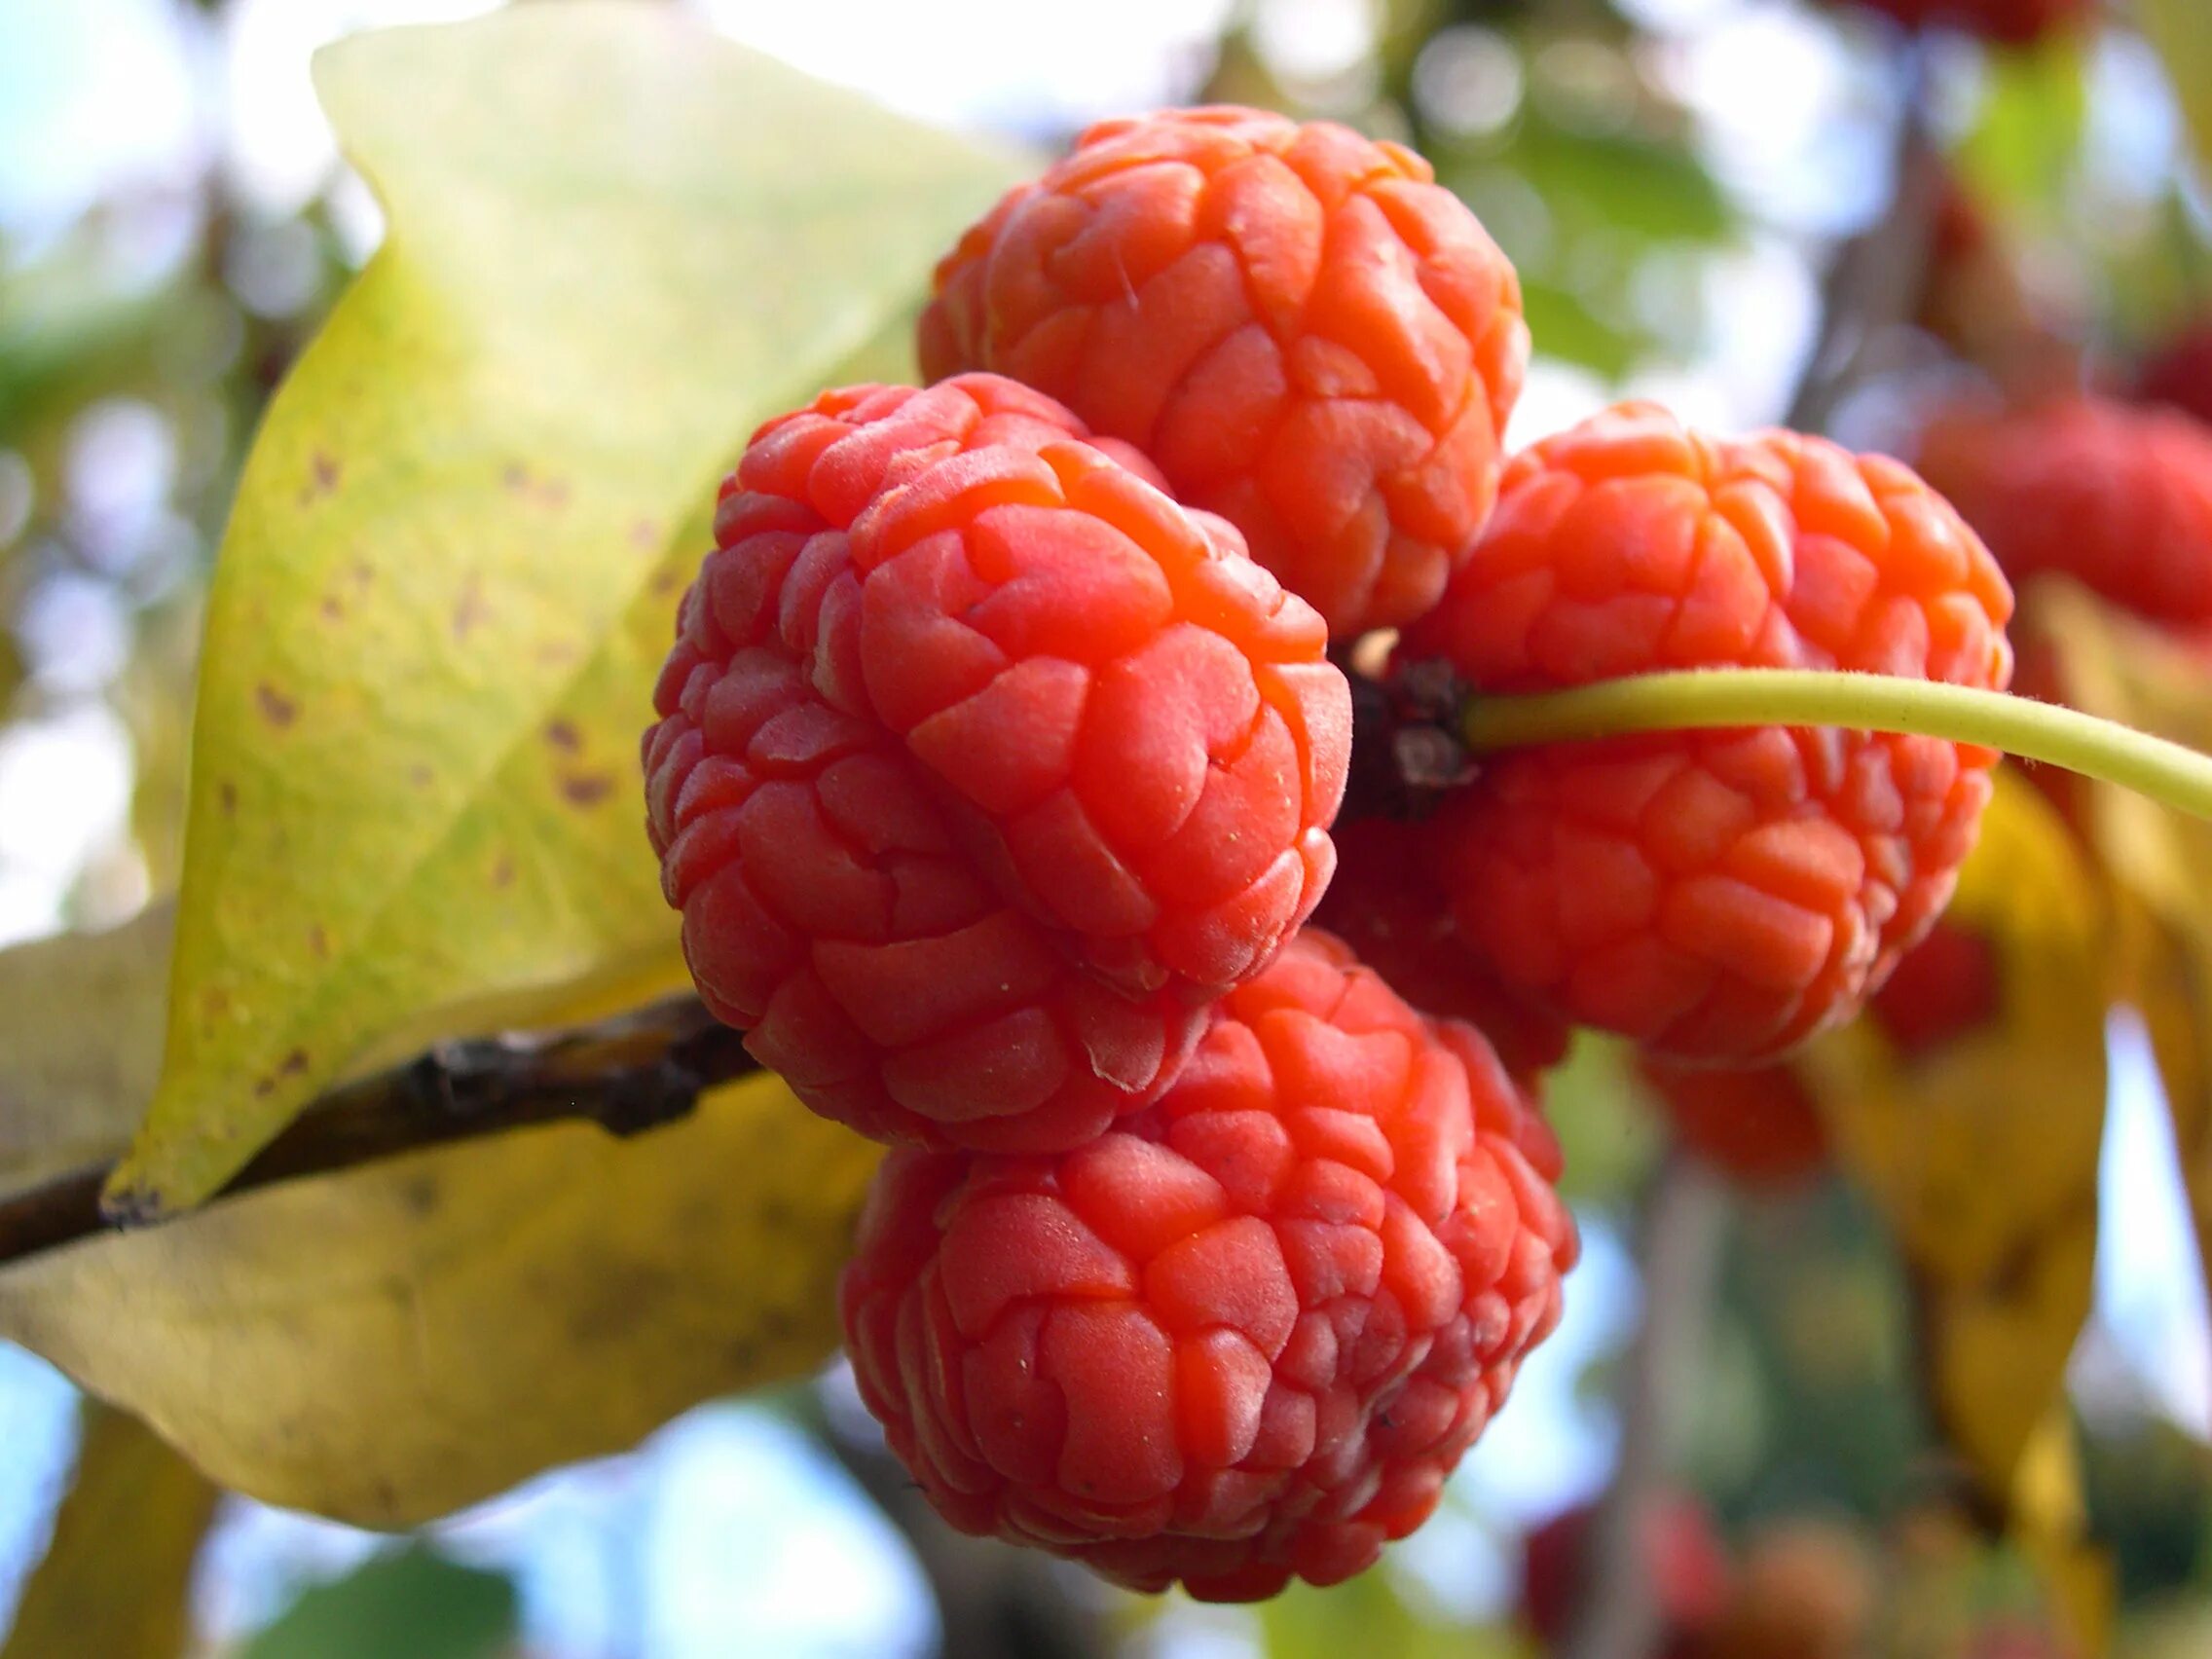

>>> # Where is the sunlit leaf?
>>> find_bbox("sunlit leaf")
[1806,767,2110,1494]
[0,1402,221,1659]
[107,3,1023,1219]
[1954,33,2086,228]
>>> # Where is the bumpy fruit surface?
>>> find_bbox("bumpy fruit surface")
[1639,1060,1827,1188]
[1829,0,2088,46]
[1917,395,2212,626]
[919,105,1528,637]
[645,375,1349,1151]
[1312,820,1570,1082]
[840,930,1578,1600]
[1402,402,2013,1064]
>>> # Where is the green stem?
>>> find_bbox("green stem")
[1459,669,2212,823]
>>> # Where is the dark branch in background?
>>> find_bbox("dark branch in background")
[1786,48,1941,436]
[1559,1157,1731,1659]
[0,995,758,1271]
[1561,55,1946,1659]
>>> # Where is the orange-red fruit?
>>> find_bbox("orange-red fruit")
[2138,324,2212,428]
[1915,396,2212,626]
[1864,916,2001,1056]
[1402,402,2013,1065]
[1831,0,2089,46]
[1521,1494,1734,1656]
[919,105,1529,637]
[1639,1060,1828,1189]
[1697,1519,1878,1659]
[645,375,1348,1151]
[839,930,1578,1600]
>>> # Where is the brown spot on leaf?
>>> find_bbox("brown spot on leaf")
[398,1175,440,1217]
[544,719,582,754]
[278,1049,309,1079]
[307,924,330,960]
[502,461,569,509]
[560,772,616,808]
[219,780,238,817]
[201,986,231,1020]
[649,566,682,597]
[453,573,492,642]
[491,854,516,889]
[407,763,434,790]
[298,451,341,505]
[256,682,299,727]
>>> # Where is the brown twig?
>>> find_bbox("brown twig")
[0,994,758,1271]
[1558,1155,1731,1659]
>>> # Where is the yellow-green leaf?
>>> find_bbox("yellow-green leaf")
[0,904,172,1198]
[2025,579,2212,1357]
[108,3,1022,1218]
[2139,0,2212,181]
[0,913,880,1525]
[2006,1411,2114,1659]
[0,1402,221,1659]
[1806,766,2110,1494]
[3,1067,875,1525]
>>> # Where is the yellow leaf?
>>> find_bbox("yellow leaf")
[2006,1411,2114,1659]
[0,912,879,1525]
[2,1067,875,1525]
[0,1402,221,1659]
[1806,766,2109,1493]
[108,4,1022,1218]
[0,904,172,1198]
[2024,580,2212,1374]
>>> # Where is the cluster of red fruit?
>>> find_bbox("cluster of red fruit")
[1522,1498,2075,1659]
[644,107,2012,1599]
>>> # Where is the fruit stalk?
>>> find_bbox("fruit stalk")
[1460,668,2212,823]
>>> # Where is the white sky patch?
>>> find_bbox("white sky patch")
[691,0,1235,134]
[0,0,200,236]
[2083,1012,2212,1443]
[0,704,134,947]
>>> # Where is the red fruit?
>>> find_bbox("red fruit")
[1828,0,2089,46]
[839,930,1579,1600]
[1313,819,1571,1082]
[2138,324,2212,428]
[1864,916,2000,1056]
[1522,1494,1734,1655]
[1401,402,2013,1064]
[1698,1520,1876,1659]
[1638,1060,1827,1189]
[645,375,1350,1151]
[919,105,1528,637]
[1915,395,2212,626]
